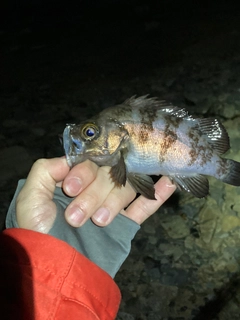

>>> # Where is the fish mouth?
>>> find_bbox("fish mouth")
[63,124,85,167]
[63,124,74,167]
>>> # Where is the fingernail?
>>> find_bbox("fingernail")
[93,207,110,224]
[65,177,82,196]
[67,205,85,226]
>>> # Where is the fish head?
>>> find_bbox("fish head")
[63,120,128,167]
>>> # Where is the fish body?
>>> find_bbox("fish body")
[63,96,240,199]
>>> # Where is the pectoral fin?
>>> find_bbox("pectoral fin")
[127,173,156,200]
[109,152,127,187]
[172,174,209,198]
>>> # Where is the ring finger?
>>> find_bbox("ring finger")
[91,180,136,226]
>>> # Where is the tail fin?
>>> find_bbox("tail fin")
[221,159,240,186]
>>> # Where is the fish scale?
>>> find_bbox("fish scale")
[63,95,240,199]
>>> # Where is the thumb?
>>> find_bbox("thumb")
[25,157,70,194]
[16,157,70,233]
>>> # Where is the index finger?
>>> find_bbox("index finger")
[62,160,99,197]
[121,176,176,225]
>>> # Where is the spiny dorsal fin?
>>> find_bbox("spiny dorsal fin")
[198,118,230,154]
[124,95,163,108]
[124,95,192,120]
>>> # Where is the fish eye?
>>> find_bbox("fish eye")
[81,123,99,140]
[86,128,95,137]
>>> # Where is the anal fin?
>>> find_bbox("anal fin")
[172,174,209,198]
[127,173,156,200]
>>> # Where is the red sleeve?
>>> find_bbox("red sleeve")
[0,228,121,320]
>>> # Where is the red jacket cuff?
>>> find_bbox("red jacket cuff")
[0,228,121,320]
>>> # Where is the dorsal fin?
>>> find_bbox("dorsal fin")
[124,95,164,108]
[123,96,229,154]
[124,95,192,120]
[198,118,230,154]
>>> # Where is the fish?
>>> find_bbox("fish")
[63,95,240,199]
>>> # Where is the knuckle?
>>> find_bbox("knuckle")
[33,158,48,167]
[85,165,97,181]
[108,187,136,212]
[76,191,101,215]
[85,191,100,207]
[31,158,50,173]
[73,161,97,182]
[108,192,123,209]
[98,166,111,176]
[154,189,166,203]
[137,197,151,216]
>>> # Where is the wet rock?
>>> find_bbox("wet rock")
[221,216,240,233]
[148,235,158,245]
[159,215,190,239]
[222,186,240,218]
[159,267,190,287]
[158,243,184,262]
[116,312,135,320]
[211,251,239,273]
[222,228,240,248]
[142,222,156,234]
[197,198,221,244]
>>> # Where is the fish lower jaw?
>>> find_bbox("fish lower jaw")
[65,154,73,167]
[65,153,87,168]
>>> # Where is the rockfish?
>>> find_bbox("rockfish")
[63,95,240,199]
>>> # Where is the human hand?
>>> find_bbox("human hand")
[16,157,176,233]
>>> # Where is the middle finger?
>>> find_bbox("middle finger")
[65,166,115,227]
